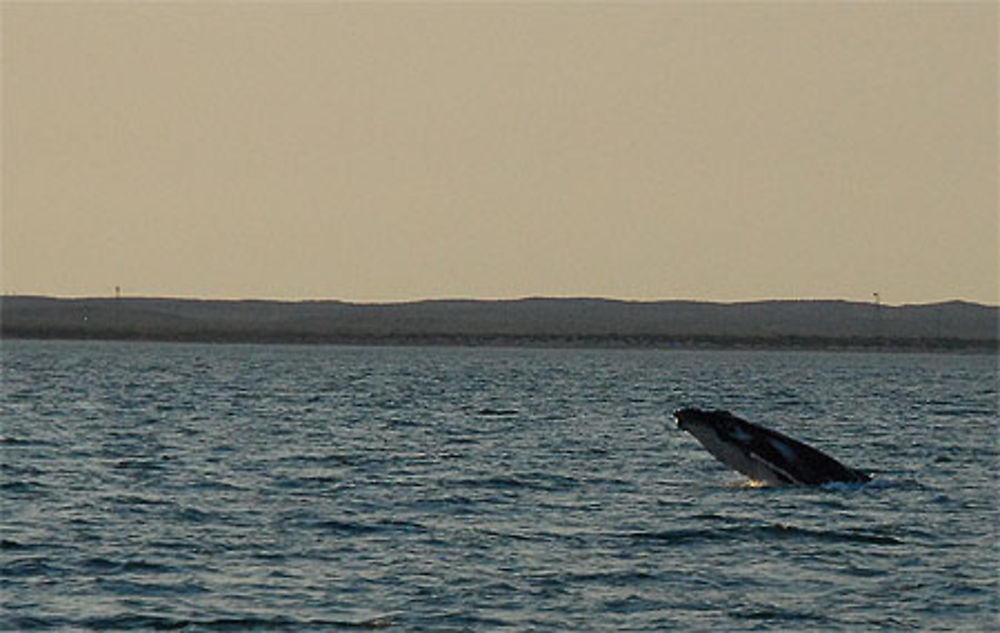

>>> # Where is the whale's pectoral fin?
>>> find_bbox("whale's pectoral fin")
[747,451,801,485]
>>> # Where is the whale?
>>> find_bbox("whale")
[674,408,870,485]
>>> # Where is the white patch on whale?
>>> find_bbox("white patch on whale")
[768,438,797,463]
[731,426,752,443]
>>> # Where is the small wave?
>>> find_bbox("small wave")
[729,603,830,625]
[76,614,395,631]
[443,435,479,445]
[81,557,176,575]
[277,453,354,466]
[310,519,382,535]
[929,407,995,417]
[561,569,659,585]
[385,416,422,428]
[92,576,209,598]
[756,523,903,546]
[1,556,65,578]
[4,615,74,631]
[0,435,39,445]
[622,522,903,547]
[817,480,875,492]
[0,480,48,495]
[112,458,169,471]
[452,472,579,492]
[172,506,219,522]
[187,479,245,493]
[820,477,903,492]
[307,518,427,536]
[292,474,345,486]
[106,493,173,506]
[622,527,732,545]
[79,556,122,573]
[477,407,519,417]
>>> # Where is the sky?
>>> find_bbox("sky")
[2,2,997,305]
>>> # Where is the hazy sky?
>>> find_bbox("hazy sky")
[3,2,997,304]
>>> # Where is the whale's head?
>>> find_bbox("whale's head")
[674,408,752,446]
[675,408,739,433]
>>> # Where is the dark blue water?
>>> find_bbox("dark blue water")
[2,341,997,630]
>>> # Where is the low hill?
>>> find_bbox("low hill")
[1,296,996,351]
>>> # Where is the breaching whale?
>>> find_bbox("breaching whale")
[674,408,870,485]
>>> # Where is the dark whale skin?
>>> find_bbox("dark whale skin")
[675,408,871,485]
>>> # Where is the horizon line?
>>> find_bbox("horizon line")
[3,292,997,309]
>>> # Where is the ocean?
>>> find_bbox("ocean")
[2,341,997,630]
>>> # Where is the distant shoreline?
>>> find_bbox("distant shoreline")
[3,331,996,354]
[2,295,996,353]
